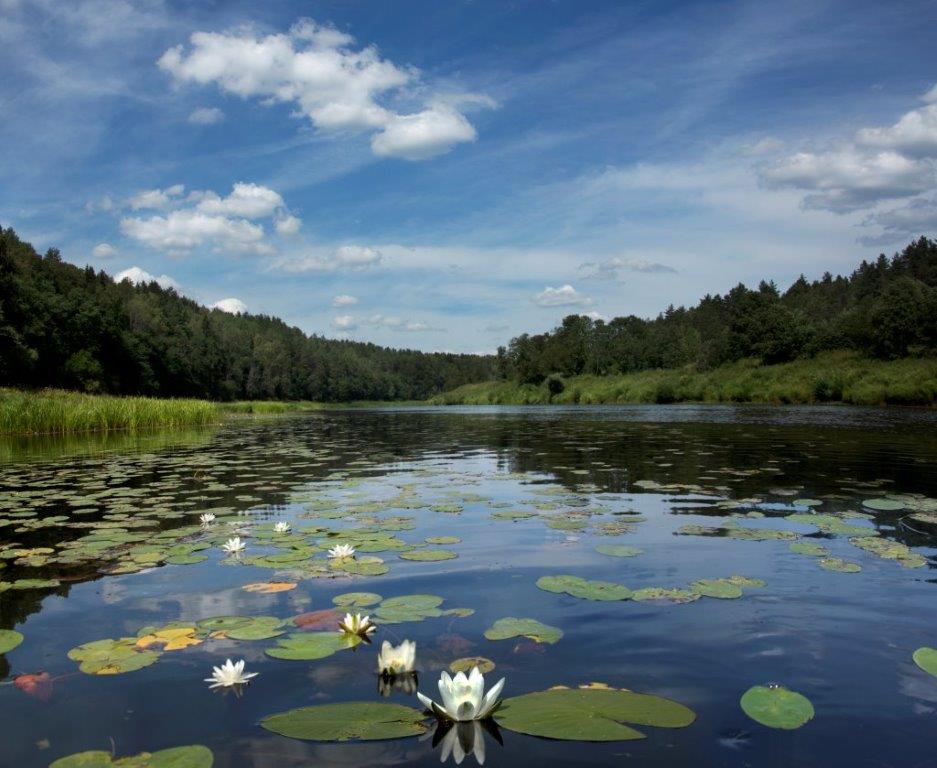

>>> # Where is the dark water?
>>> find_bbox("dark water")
[1,405,936,768]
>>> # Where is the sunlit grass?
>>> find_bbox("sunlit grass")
[429,352,937,407]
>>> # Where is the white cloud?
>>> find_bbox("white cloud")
[279,244,382,273]
[188,106,224,125]
[580,256,677,279]
[129,185,185,210]
[585,311,605,322]
[331,314,357,330]
[158,19,490,160]
[85,194,114,213]
[91,242,118,259]
[114,266,179,291]
[856,103,937,158]
[210,297,247,314]
[533,284,594,307]
[859,196,937,245]
[331,294,358,307]
[275,214,302,235]
[120,182,295,256]
[331,313,437,333]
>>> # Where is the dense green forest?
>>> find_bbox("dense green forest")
[497,237,937,386]
[0,227,495,401]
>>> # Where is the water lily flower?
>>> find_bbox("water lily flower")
[418,668,505,722]
[274,521,291,533]
[378,639,417,676]
[339,612,376,637]
[222,536,246,554]
[204,659,257,689]
[199,513,215,524]
[328,543,356,559]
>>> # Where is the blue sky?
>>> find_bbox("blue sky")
[2,0,936,353]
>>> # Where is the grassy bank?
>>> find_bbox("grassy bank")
[428,352,937,407]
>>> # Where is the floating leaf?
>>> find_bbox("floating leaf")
[196,616,252,632]
[631,587,701,604]
[266,631,358,660]
[690,579,742,599]
[484,617,563,645]
[789,541,828,557]
[0,629,23,654]
[536,574,632,601]
[426,536,461,545]
[224,616,286,641]
[261,702,428,741]
[819,557,861,573]
[595,544,643,558]
[913,647,937,678]
[333,592,382,608]
[49,745,213,768]
[242,581,297,594]
[450,656,496,674]
[399,549,457,562]
[292,609,342,630]
[862,498,905,511]
[67,638,160,675]
[740,685,814,729]
[495,686,696,741]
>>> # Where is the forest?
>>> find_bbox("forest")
[496,237,937,386]
[0,227,495,401]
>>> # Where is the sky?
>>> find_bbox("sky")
[1,0,936,353]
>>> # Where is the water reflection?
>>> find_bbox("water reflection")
[378,671,419,697]
[427,720,502,766]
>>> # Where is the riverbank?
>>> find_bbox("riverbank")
[428,353,937,406]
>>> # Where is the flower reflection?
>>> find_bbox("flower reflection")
[428,719,502,766]
[378,671,419,697]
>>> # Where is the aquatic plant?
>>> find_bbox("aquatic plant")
[417,667,506,722]
[378,639,417,675]
[205,658,258,689]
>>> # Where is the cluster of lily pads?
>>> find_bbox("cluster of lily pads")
[536,573,764,603]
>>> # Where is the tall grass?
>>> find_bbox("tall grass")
[0,388,220,436]
[429,352,937,407]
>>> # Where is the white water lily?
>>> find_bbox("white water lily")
[222,536,246,554]
[204,658,257,689]
[199,513,215,524]
[418,668,505,722]
[378,639,416,675]
[274,521,291,533]
[328,543,356,559]
[338,612,376,637]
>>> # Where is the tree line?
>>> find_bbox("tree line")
[497,237,937,385]
[0,227,495,401]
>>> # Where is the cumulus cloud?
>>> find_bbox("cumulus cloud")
[211,297,247,314]
[85,194,114,213]
[760,84,937,214]
[188,106,224,125]
[533,284,594,307]
[114,266,179,290]
[120,182,298,256]
[859,196,937,245]
[158,19,491,160]
[91,242,118,259]
[331,294,358,307]
[278,244,382,272]
[332,313,437,332]
[580,256,677,279]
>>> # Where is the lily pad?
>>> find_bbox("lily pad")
[333,592,382,608]
[49,745,213,768]
[631,587,701,604]
[595,544,643,558]
[426,536,461,545]
[690,579,742,599]
[484,617,563,644]
[224,616,286,641]
[67,638,161,675]
[399,549,457,562]
[0,629,23,654]
[261,702,428,741]
[495,686,696,741]
[266,631,358,660]
[913,647,937,677]
[819,557,861,573]
[242,581,297,594]
[450,656,496,674]
[536,574,632,601]
[789,541,828,557]
[862,498,905,511]
[740,685,814,729]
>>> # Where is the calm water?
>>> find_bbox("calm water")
[1,405,936,767]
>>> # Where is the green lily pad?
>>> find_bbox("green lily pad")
[862,498,905,511]
[266,631,359,660]
[67,638,161,675]
[913,647,937,677]
[49,745,213,768]
[485,617,563,644]
[536,574,632,601]
[595,544,643,558]
[789,541,828,557]
[450,656,496,674]
[690,579,742,599]
[224,616,286,641]
[426,536,461,545]
[740,685,814,729]
[399,549,457,561]
[333,592,382,608]
[819,557,861,573]
[261,702,428,741]
[495,686,696,741]
[631,587,701,603]
[0,629,24,654]
[793,498,822,507]
[196,616,252,632]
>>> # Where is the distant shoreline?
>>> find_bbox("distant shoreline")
[428,352,937,408]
